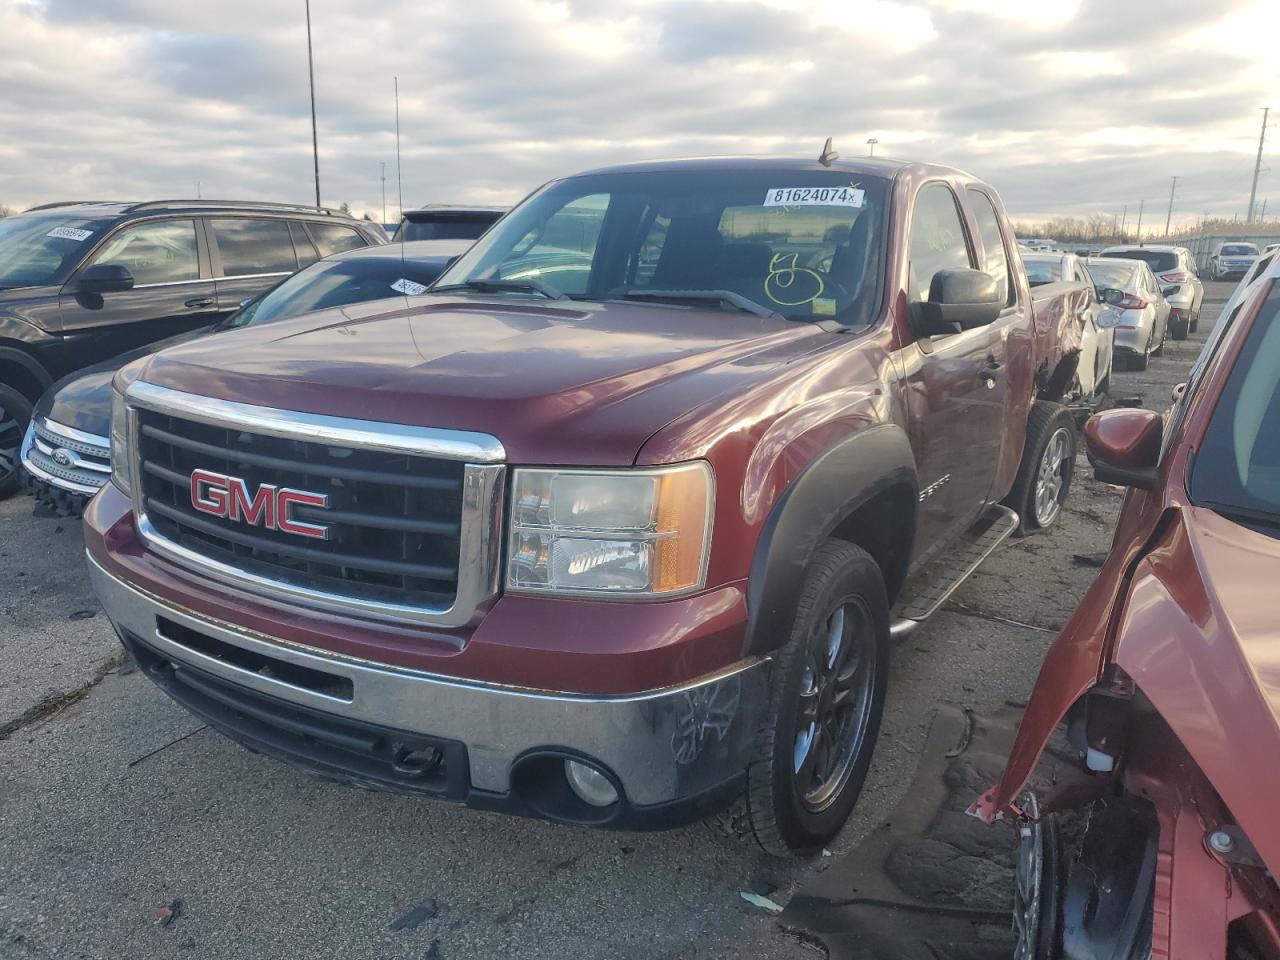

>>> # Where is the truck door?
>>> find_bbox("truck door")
[57,217,220,367]
[897,183,1008,559]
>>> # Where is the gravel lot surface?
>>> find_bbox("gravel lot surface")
[0,283,1232,959]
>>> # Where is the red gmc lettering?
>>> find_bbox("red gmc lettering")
[188,470,329,540]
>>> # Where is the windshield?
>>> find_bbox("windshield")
[396,215,499,242]
[1222,243,1259,256]
[227,255,450,327]
[0,213,113,288]
[1190,282,1280,531]
[434,169,890,325]
[1023,257,1062,285]
[1103,249,1178,271]
[1085,261,1136,290]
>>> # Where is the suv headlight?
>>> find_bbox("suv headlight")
[109,387,131,495]
[506,462,713,598]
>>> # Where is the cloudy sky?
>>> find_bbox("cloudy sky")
[1,0,1276,227]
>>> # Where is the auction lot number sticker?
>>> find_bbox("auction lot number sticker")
[764,186,863,207]
[46,226,94,242]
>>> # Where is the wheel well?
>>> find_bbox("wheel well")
[1037,348,1080,403]
[0,354,47,404]
[829,484,914,605]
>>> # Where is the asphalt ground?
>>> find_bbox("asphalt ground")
[0,282,1233,960]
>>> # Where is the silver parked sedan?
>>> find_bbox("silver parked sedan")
[1084,258,1171,371]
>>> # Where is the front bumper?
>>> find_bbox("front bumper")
[90,553,768,828]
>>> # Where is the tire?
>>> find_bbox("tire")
[1189,305,1200,333]
[1130,330,1151,371]
[1152,322,1166,357]
[1004,401,1076,534]
[1170,314,1189,341]
[718,540,889,855]
[0,382,34,501]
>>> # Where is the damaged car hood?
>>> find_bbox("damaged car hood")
[1112,505,1280,871]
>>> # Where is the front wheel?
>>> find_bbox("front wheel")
[720,540,889,855]
[0,383,34,501]
[1004,401,1076,534]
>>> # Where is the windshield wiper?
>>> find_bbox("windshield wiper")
[1198,499,1280,530]
[433,278,568,300]
[615,289,784,320]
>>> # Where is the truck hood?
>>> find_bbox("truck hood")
[137,295,829,464]
[1112,506,1280,872]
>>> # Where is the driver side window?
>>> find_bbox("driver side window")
[90,219,199,286]
[908,185,973,303]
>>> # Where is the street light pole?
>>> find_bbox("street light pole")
[380,161,386,225]
[1165,176,1178,237]
[1248,107,1270,223]
[866,138,878,157]
[394,76,404,221]
[305,0,321,208]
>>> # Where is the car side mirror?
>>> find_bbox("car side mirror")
[1099,287,1126,306]
[1171,381,1187,403]
[78,263,135,294]
[914,268,1002,337]
[1084,408,1162,489]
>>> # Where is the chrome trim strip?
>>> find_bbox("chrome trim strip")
[125,381,506,463]
[34,417,111,450]
[124,382,506,627]
[88,551,768,804]
[131,277,217,289]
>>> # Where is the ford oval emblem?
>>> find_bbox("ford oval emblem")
[52,448,76,467]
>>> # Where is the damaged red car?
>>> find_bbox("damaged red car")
[971,260,1280,959]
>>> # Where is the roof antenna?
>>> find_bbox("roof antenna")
[818,137,839,167]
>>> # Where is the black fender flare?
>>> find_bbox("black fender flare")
[744,424,918,657]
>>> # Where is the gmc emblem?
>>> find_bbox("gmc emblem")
[189,469,330,540]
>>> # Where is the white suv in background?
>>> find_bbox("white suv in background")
[1208,241,1260,281]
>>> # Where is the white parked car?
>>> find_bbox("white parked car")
[1084,258,1171,371]
[1023,251,1114,400]
[1207,241,1260,280]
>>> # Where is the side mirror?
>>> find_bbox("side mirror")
[1171,382,1187,403]
[1099,288,1126,306]
[1084,408,1162,489]
[78,263,135,294]
[914,268,1001,337]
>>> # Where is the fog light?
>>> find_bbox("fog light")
[564,759,619,807]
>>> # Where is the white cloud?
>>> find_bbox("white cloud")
[0,0,1275,227]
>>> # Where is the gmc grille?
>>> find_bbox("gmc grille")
[136,408,466,610]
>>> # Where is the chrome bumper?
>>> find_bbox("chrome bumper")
[89,553,768,809]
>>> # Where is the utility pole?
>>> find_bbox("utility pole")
[1135,198,1145,242]
[866,138,878,157]
[196,180,202,200]
[394,76,404,221]
[1262,197,1269,221]
[305,0,321,208]
[1248,107,1269,223]
[1165,176,1178,237]
[380,161,386,224]
[1120,203,1128,238]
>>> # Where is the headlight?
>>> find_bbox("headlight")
[507,462,713,598]
[109,388,130,495]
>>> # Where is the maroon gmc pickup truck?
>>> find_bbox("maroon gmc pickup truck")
[85,155,1090,853]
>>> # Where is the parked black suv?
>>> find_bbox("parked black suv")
[0,200,386,496]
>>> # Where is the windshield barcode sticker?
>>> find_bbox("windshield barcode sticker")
[391,278,428,296]
[764,187,864,208]
[46,226,94,242]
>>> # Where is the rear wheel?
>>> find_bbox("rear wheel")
[0,383,34,501]
[1004,401,1076,534]
[719,540,888,855]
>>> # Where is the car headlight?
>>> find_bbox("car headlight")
[109,387,131,495]
[507,462,713,598]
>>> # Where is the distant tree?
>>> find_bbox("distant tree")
[361,212,373,221]
[0,204,12,218]
[338,201,352,216]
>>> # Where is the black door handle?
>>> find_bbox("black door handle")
[184,297,215,308]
